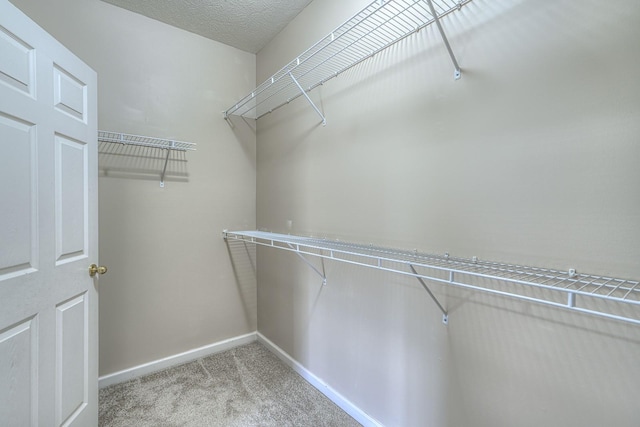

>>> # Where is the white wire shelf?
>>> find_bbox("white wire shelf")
[224,0,470,124]
[223,230,640,326]
[98,131,196,151]
[98,130,196,187]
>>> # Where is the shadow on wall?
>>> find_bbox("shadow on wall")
[224,114,257,160]
[98,141,191,184]
[445,287,640,427]
[224,239,258,329]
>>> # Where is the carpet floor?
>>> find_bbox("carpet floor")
[99,341,362,426]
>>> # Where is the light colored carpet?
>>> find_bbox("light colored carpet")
[99,341,361,426]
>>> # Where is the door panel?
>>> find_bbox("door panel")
[56,293,89,425]
[0,25,35,96]
[55,134,88,264]
[0,317,38,426]
[53,64,87,123]
[0,113,37,279]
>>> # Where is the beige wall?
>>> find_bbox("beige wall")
[256,0,640,426]
[10,0,257,376]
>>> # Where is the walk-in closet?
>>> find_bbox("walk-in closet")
[2,0,639,425]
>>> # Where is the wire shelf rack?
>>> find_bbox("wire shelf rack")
[97,131,196,151]
[224,230,640,326]
[224,0,470,123]
[98,131,196,187]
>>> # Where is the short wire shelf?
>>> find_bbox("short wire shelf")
[97,131,196,151]
[223,230,640,326]
[224,0,470,123]
[98,130,196,187]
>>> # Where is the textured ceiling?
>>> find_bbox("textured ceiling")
[100,0,315,53]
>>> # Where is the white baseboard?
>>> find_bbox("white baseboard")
[257,332,383,427]
[98,332,257,388]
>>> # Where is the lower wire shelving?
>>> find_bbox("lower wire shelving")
[223,230,640,326]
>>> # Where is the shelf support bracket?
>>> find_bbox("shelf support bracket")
[425,0,461,80]
[409,264,448,323]
[288,71,327,126]
[287,243,327,285]
[160,141,174,188]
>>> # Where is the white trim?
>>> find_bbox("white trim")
[98,332,257,388]
[257,332,383,427]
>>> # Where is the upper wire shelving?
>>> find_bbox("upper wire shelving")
[98,130,196,187]
[223,230,640,326]
[224,0,470,125]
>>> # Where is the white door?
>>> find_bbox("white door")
[0,1,99,425]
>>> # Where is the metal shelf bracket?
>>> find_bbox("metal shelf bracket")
[159,141,175,188]
[288,71,326,126]
[287,243,327,285]
[410,264,448,323]
[425,0,462,80]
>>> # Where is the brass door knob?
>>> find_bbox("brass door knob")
[89,264,108,277]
